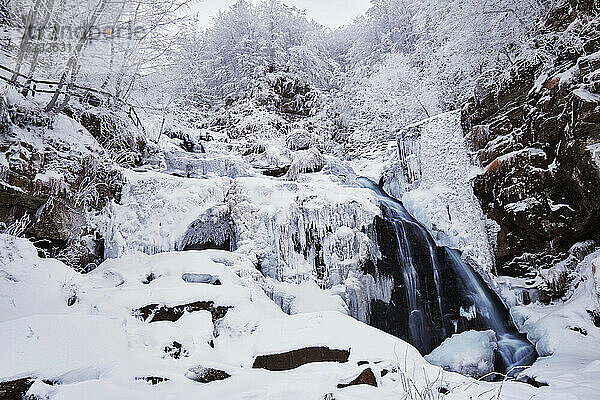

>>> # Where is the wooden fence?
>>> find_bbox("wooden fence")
[0,63,145,134]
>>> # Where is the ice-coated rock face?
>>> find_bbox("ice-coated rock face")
[102,170,231,258]
[425,330,498,378]
[225,176,394,322]
[386,111,494,272]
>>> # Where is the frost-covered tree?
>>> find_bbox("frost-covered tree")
[409,0,546,107]
[176,0,335,108]
[334,52,441,150]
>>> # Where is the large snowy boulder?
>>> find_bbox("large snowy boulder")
[425,330,498,378]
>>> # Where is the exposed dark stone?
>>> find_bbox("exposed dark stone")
[588,309,600,327]
[569,326,588,336]
[142,272,159,285]
[462,7,600,284]
[185,366,230,383]
[0,95,124,272]
[67,293,77,306]
[135,376,169,385]
[357,360,369,366]
[163,341,190,359]
[252,347,350,371]
[338,368,377,389]
[337,368,377,389]
[523,377,550,388]
[261,165,291,177]
[0,378,34,399]
[134,301,230,323]
[380,369,389,377]
[438,386,450,395]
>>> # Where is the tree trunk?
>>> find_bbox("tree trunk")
[22,0,56,96]
[12,0,44,83]
[46,0,108,111]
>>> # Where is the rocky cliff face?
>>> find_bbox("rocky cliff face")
[0,92,128,271]
[462,0,600,300]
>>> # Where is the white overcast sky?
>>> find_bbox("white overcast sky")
[190,0,372,29]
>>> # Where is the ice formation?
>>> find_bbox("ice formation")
[390,111,494,271]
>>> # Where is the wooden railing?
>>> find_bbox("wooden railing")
[0,63,146,134]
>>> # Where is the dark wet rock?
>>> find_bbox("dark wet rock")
[588,309,600,327]
[369,215,501,353]
[0,94,124,272]
[185,366,230,383]
[163,341,190,359]
[261,165,290,178]
[437,386,451,394]
[252,347,350,371]
[0,378,34,399]
[181,273,222,285]
[135,376,169,385]
[142,272,160,285]
[463,6,600,284]
[569,326,588,336]
[337,368,377,389]
[134,301,230,323]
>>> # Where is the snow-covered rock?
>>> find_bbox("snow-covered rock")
[285,147,325,180]
[510,250,600,399]
[425,330,498,378]
[286,128,316,151]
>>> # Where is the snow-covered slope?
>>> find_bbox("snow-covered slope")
[0,234,547,400]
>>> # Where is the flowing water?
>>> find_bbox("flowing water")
[357,177,537,375]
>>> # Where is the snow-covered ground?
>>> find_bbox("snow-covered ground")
[0,234,549,399]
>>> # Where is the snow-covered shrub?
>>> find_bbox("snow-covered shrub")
[0,212,30,237]
[71,106,149,168]
[286,129,316,151]
[5,88,54,129]
[227,106,287,140]
[285,148,325,180]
